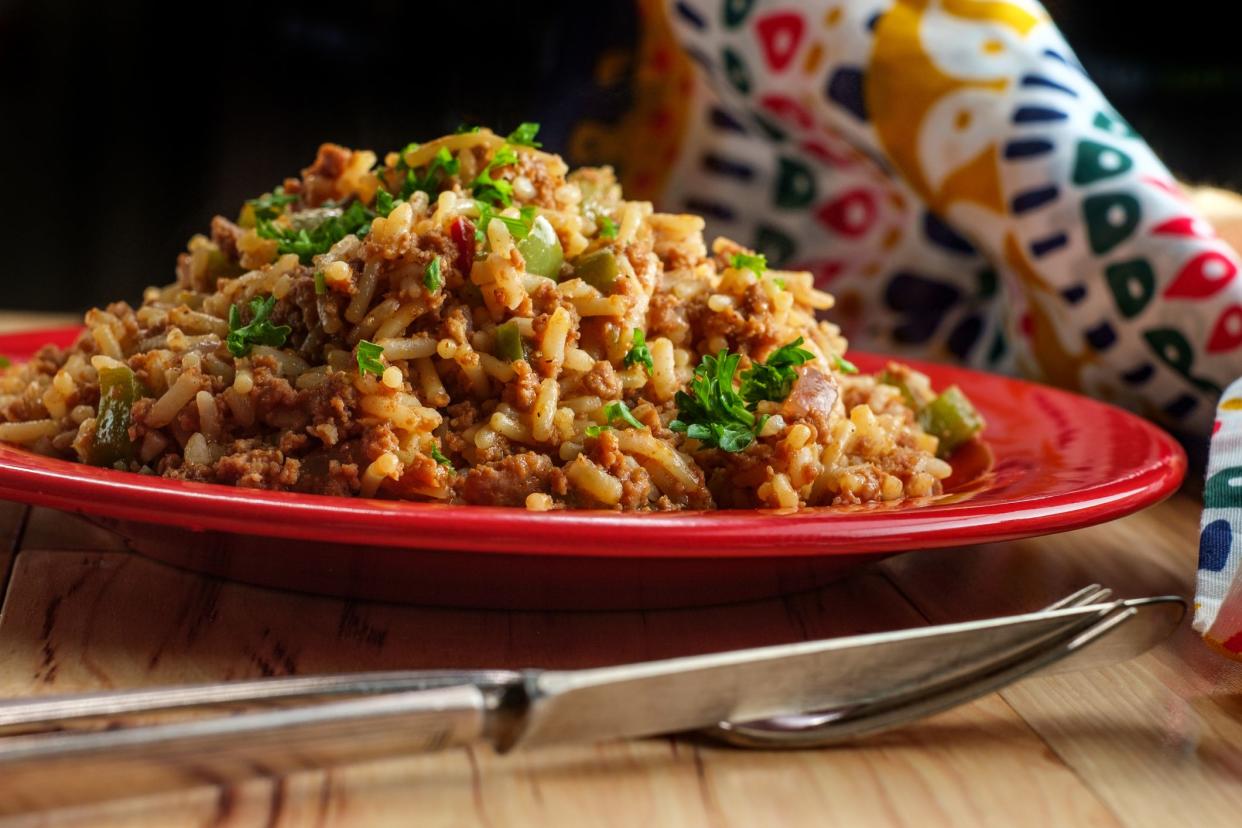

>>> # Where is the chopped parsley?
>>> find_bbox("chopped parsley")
[226,295,291,358]
[424,257,443,293]
[0,355,10,369]
[584,424,611,438]
[407,146,459,198]
[314,270,327,295]
[833,354,859,375]
[774,277,787,290]
[470,144,518,207]
[506,122,542,148]
[729,251,768,276]
[379,145,459,201]
[603,400,645,430]
[430,443,453,467]
[246,188,297,222]
[375,187,397,217]
[739,338,814,406]
[356,339,385,377]
[671,338,816,452]
[670,351,760,453]
[623,329,654,375]
[455,124,481,134]
[256,200,375,264]
[474,202,536,245]
[598,215,618,239]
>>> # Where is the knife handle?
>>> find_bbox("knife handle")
[0,684,496,815]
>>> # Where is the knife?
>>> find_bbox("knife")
[0,594,1184,813]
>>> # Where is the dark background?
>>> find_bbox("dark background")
[1,0,1238,311]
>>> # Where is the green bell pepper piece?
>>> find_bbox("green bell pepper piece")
[572,249,620,292]
[517,215,563,278]
[89,365,144,466]
[918,385,984,458]
[494,320,526,363]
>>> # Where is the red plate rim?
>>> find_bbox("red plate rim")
[0,326,1186,559]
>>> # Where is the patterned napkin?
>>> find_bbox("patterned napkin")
[1198,387,1242,655]
[615,0,1242,655]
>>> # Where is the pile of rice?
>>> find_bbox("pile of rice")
[0,128,962,511]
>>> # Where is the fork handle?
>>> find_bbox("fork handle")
[0,685,494,815]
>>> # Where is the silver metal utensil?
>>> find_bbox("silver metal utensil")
[0,586,1185,814]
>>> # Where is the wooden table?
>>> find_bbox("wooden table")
[1,314,1240,827]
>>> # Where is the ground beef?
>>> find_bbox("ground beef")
[294,442,364,497]
[300,143,351,207]
[298,372,358,447]
[267,272,318,356]
[248,357,301,434]
[388,454,447,499]
[505,360,539,412]
[213,446,301,490]
[361,423,399,462]
[581,360,621,400]
[688,295,781,358]
[832,465,884,506]
[590,431,656,510]
[515,152,562,209]
[647,293,690,345]
[210,216,245,263]
[457,452,554,506]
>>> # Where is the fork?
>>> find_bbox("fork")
[0,584,1123,737]
[0,585,1184,814]
[712,585,1168,746]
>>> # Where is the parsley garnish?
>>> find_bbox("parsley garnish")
[314,271,326,295]
[375,188,397,218]
[430,443,453,467]
[623,329,654,375]
[670,351,760,453]
[585,424,611,438]
[603,400,645,430]
[406,147,459,199]
[380,145,459,201]
[256,200,375,264]
[739,338,815,406]
[424,257,443,293]
[506,122,542,148]
[671,339,816,452]
[473,202,535,245]
[470,145,518,207]
[227,296,291,358]
[598,216,618,239]
[833,354,859,375]
[0,355,10,369]
[356,339,385,377]
[729,252,768,276]
[455,124,481,134]
[247,188,297,222]
[774,277,787,290]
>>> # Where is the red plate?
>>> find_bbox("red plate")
[0,327,1185,609]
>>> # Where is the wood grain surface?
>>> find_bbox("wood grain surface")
[0,315,1239,827]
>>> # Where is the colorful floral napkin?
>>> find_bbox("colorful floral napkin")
[589,1,1242,655]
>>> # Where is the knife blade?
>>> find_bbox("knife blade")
[0,596,1183,813]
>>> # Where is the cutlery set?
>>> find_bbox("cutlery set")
[0,584,1184,812]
